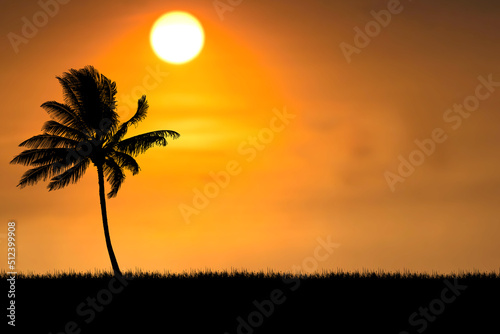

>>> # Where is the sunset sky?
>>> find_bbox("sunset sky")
[1,0,499,274]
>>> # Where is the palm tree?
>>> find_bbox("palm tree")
[10,66,180,276]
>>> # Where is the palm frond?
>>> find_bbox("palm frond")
[110,95,148,143]
[10,148,73,167]
[103,157,125,198]
[47,158,90,191]
[40,101,88,131]
[42,120,89,141]
[110,151,140,175]
[93,68,119,136]
[70,67,103,130]
[19,134,78,149]
[17,163,66,188]
[115,130,180,156]
[56,75,82,112]
[99,73,118,116]
[32,152,80,169]
[58,67,119,134]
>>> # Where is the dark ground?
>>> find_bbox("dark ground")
[2,271,499,333]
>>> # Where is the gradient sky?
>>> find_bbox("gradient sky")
[1,0,499,274]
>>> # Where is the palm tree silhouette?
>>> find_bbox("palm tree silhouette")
[10,66,180,276]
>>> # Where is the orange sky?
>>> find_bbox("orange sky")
[1,0,500,274]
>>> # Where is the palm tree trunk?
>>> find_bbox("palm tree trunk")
[97,165,122,277]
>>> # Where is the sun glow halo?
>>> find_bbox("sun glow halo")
[150,11,205,64]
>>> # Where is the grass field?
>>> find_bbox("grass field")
[2,269,499,333]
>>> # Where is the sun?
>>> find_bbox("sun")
[150,11,205,64]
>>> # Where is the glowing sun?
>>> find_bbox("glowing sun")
[150,11,205,64]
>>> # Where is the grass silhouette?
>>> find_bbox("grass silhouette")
[4,268,499,333]
[3,268,500,280]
